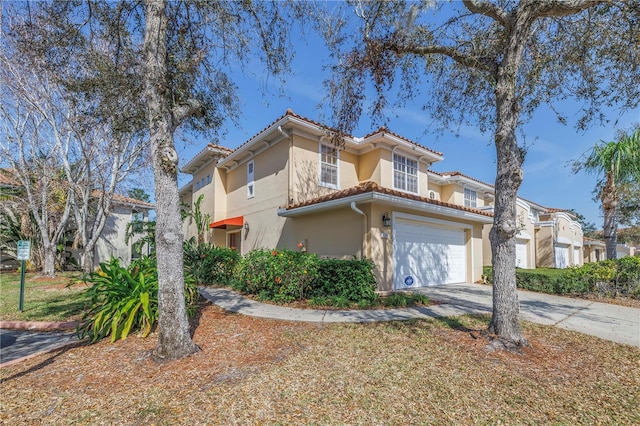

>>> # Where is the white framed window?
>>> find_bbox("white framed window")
[319,144,339,188]
[393,153,418,193]
[247,160,255,198]
[464,188,477,208]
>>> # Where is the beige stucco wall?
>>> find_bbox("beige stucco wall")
[535,225,555,268]
[94,206,149,267]
[583,244,605,263]
[358,149,382,183]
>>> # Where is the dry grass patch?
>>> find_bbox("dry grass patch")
[1,302,638,425]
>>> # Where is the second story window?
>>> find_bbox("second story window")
[320,144,339,188]
[247,160,255,198]
[464,188,477,208]
[393,154,418,193]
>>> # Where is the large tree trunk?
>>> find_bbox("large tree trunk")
[81,249,94,274]
[144,0,199,360]
[42,242,57,277]
[487,12,531,347]
[601,171,618,259]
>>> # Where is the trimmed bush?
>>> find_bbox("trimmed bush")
[232,249,319,302]
[310,258,379,305]
[78,256,198,343]
[484,257,640,298]
[183,237,240,285]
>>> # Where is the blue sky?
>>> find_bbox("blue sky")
[176,22,639,229]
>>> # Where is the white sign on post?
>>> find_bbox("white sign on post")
[16,240,31,261]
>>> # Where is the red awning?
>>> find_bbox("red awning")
[209,216,244,229]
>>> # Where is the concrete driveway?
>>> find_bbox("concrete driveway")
[412,283,640,347]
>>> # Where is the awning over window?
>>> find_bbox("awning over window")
[209,216,243,229]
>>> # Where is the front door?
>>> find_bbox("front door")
[228,231,241,253]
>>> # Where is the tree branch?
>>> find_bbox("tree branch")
[529,0,606,19]
[171,98,203,127]
[394,42,498,75]
[462,0,509,26]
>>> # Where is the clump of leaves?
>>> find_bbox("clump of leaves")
[77,256,198,343]
[183,237,240,285]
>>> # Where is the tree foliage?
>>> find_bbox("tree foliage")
[574,127,640,258]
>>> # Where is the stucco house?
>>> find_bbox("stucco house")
[180,110,493,292]
[427,170,585,270]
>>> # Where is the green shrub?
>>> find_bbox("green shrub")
[483,257,640,298]
[310,258,379,305]
[78,256,198,343]
[183,238,240,285]
[232,249,319,302]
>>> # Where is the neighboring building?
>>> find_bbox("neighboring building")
[615,243,636,259]
[583,237,606,263]
[535,209,584,268]
[437,169,586,269]
[180,110,493,292]
[0,168,154,269]
[90,193,155,267]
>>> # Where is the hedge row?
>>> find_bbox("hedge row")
[483,256,640,298]
[183,243,379,305]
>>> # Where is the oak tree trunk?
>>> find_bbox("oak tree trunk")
[144,0,199,360]
[487,12,532,347]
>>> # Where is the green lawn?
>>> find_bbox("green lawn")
[0,271,90,322]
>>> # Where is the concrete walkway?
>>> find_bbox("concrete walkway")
[199,283,640,347]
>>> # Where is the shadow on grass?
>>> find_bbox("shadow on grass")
[19,293,90,322]
[433,314,491,332]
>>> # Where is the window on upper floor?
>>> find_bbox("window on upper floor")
[320,144,339,188]
[464,188,477,208]
[393,153,418,193]
[247,160,255,198]
[194,175,211,192]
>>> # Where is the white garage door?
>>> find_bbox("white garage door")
[573,248,581,266]
[555,244,570,269]
[394,220,466,289]
[515,239,528,269]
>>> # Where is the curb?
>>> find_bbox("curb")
[0,321,79,331]
[0,339,81,369]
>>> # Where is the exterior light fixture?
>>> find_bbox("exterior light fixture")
[382,212,391,228]
[244,221,249,232]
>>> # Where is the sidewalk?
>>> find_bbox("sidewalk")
[199,283,640,347]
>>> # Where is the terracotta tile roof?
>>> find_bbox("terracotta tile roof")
[283,181,493,218]
[363,126,443,157]
[0,169,20,187]
[438,171,494,188]
[227,109,348,157]
[226,110,443,160]
[544,207,567,213]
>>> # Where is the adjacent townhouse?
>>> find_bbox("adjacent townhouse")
[421,170,584,270]
[180,110,493,292]
[87,193,155,267]
[0,168,153,269]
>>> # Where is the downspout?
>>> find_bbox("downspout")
[278,126,292,203]
[350,201,367,259]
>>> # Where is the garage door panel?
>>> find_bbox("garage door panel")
[394,220,466,289]
[516,239,528,269]
[555,244,570,269]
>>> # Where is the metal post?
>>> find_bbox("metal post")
[19,259,26,311]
